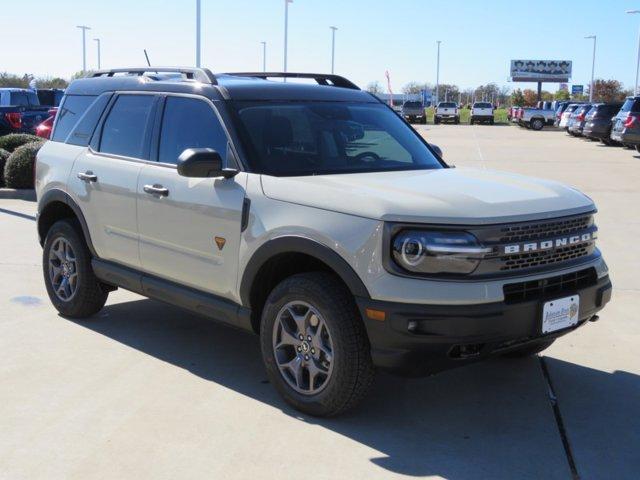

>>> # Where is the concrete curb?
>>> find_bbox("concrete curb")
[0,189,36,201]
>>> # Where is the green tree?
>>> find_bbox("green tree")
[36,77,68,89]
[511,88,525,106]
[402,81,433,95]
[555,89,570,100]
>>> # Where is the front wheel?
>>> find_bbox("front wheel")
[42,219,108,318]
[260,272,374,417]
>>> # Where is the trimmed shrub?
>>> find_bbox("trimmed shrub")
[0,148,9,187]
[4,141,45,189]
[0,133,41,153]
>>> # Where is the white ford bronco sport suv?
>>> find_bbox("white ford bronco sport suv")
[36,68,612,416]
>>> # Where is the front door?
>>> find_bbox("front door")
[136,95,246,300]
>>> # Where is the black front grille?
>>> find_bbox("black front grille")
[503,268,597,304]
[499,215,593,243]
[499,243,591,271]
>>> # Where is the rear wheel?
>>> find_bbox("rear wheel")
[434,117,440,124]
[470,118,474,125]
[502,339,555,358]
[260,272,374,417]
[490,118,495,125]
[43,219,108,318]
[530,118,544,131]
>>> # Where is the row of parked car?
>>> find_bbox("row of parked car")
[509,98,640,150]
[0,88,62,140]
[401,101,497,125]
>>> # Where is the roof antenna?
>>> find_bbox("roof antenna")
[144,49,151,66]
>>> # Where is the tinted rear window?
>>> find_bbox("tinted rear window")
[51,95,97,142]
[620,98,640,113]
[439,102,456,108]
[99,95,155,158]
[474,102,492,108]
[403,102,422,108]
[9,91,38,106]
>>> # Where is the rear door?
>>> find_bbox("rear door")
[136,95,246,299]
[69,93,158,268]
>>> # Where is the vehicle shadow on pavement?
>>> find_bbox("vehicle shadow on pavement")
[69,298,639,479]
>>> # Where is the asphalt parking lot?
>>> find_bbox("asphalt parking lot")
[1,125,638,480]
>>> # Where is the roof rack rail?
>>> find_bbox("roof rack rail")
[88,67,217,85]
[225,72,360,90]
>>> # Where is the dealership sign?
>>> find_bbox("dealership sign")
[571,85,584,95]
[510,60,572,82]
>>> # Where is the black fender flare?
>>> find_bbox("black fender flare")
[239,236,371,307]
[38,189,97,257]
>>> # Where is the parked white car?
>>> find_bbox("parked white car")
[470,102,494,125]
[434,102,460,124]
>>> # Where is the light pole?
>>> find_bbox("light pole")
[94,38,101,70]
[435,40,441,105]
[584,35,596,101]
[196,0,201,67]
[76,25,91,73]
[628,10,640,94]
[284,0,293,74]
[261,41,267,72]
[330,26,337,74]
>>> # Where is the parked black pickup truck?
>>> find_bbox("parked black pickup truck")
[0,88,52,135]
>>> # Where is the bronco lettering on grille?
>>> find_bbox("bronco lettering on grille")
[503,231,596,255]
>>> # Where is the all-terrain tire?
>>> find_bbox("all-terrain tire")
[42,219,108,318]
[260,272,374,417]
[531,118,544,131]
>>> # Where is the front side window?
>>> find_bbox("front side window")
[99,95,155,158]
[158,96,228,164]
[233,101,442,176]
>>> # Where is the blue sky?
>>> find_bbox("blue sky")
[3,0,639,92]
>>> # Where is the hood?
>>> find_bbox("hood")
[260,167,595,225]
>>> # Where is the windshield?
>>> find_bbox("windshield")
[233,101,443,176]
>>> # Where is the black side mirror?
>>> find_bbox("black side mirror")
[177,148,238,178]
[430,144,443,158]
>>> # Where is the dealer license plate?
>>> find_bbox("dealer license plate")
[542,296,579,334]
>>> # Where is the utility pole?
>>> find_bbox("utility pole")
[76,25,91,73]
[330,26,337,74]
[196,0,201,67]
[627,10,640,94]
[284,0,293,74]
[585,35,596,102]
[435,40,441,105]
[261,41,267,72]
[94,38,101,70]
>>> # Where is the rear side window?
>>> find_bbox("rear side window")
[51,95,97,142]
[66,93,112,147]
[158,96,228,164]
[99,95,156,158]
[620,98,640,113]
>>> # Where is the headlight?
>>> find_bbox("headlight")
[391,230,492,275]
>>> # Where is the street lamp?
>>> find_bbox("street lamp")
[330,26,337,74]
[627,10,640,95]
[76,25,91,73]
[261,41,267,72]
[585,35,596,102]
[94,38,101,70]
[196,0,201,67]
[284,0,293,74]
[435,40,441,105]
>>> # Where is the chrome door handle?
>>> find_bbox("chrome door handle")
[77,171,97,182]
[143,184,169,197]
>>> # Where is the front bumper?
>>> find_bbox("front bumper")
[356,273,611,376]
